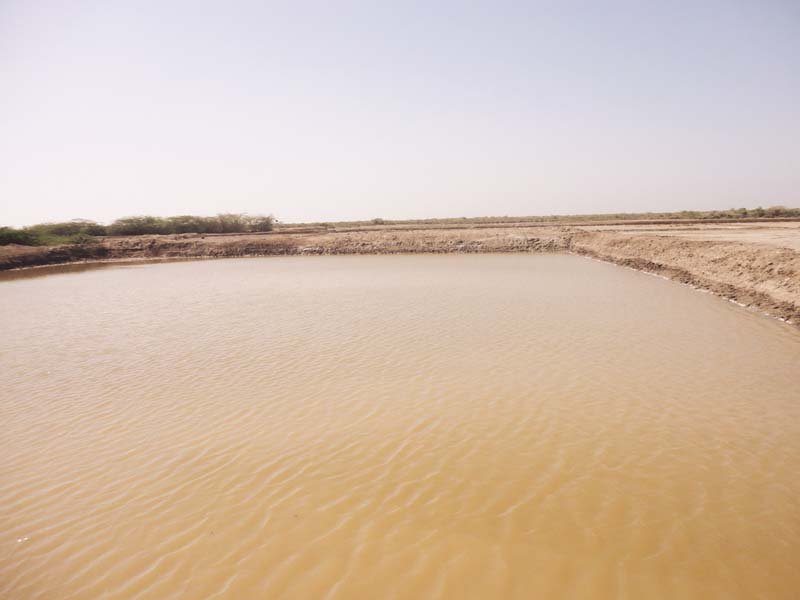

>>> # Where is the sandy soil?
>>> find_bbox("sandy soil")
[577,222,800,251]
[2,222,799,325]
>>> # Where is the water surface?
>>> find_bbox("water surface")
[2,255,799,598]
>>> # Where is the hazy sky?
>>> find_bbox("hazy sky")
[1,1,799,226]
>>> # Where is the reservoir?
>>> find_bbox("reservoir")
[2,254,799,598]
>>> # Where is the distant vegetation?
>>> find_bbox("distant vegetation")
[0,219,104,246]
[0,214,275,246]
[107,214,274,236]
[284,206,800,229]
[3,207,800,246]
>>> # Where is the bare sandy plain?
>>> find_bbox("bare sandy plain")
[580,221,800,251]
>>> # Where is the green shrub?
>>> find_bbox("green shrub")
[26,220,107,237]
[0,227,39,245]
[107,213,275,236]
[67,232,98,245]
[108,216,172,236]
[247,215,275,232]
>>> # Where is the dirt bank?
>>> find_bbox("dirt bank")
[566,230,800,324]
[0,227,569,269]
[2,225,798,325]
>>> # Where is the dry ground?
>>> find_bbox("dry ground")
[577,222,800,251]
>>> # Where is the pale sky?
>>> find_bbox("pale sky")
[1,1,799,226]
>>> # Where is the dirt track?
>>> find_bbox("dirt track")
[2,222,799,325]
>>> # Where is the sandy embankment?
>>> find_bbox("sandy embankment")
[2,223,799,324]
[566,229,800,324]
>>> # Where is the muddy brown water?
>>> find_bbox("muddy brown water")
[2,254,799,599]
